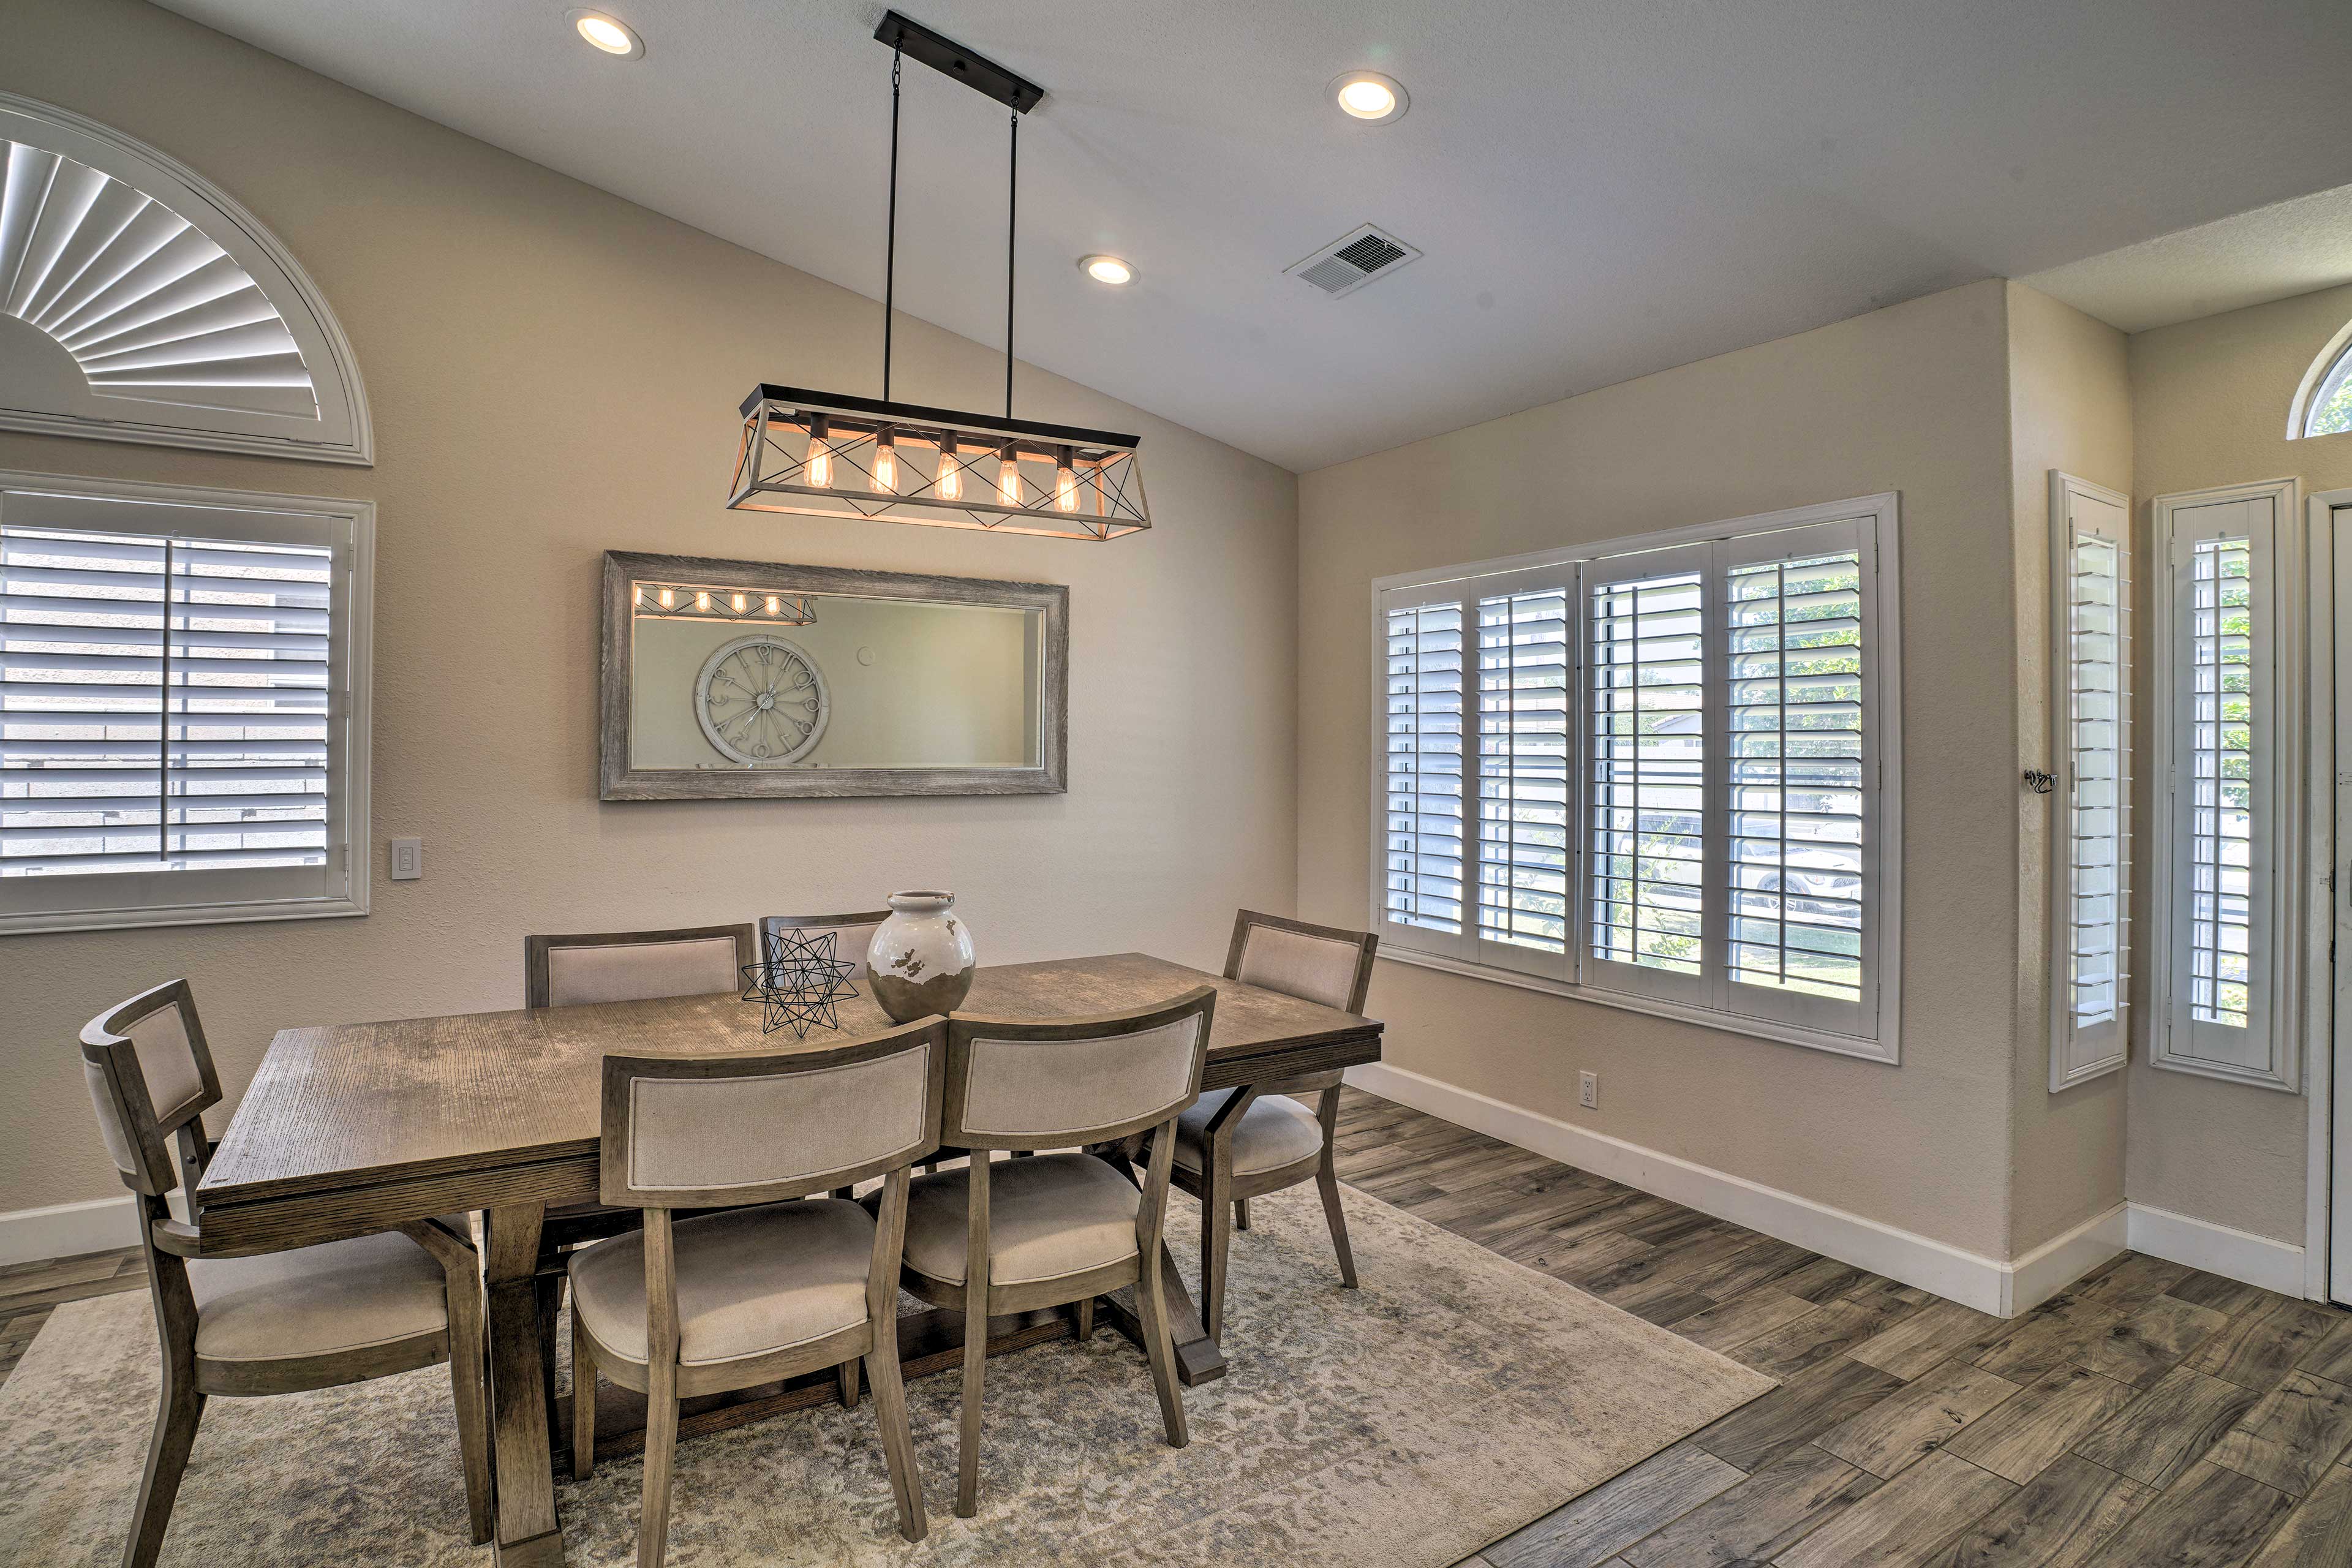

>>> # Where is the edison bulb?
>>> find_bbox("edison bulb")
[872,432,898,494]
[657,587,675,609]
[1054,448,1080,512]
[804,417,833,488]
[997,446,1022,507]
[936,436,962,500]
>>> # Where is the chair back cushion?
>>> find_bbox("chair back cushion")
[600,1020,944,1207]
[1231,915,1373,1012]
[78,980,221,1197]
[760,912,889,981]
[533,927,752,1008]
[946,986,1216,1147]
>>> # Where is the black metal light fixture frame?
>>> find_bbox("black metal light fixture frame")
[629,580,819,626]
[726,10,1150,541]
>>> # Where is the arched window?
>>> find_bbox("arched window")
[2289,318,2352,440]
[0,93,369,465]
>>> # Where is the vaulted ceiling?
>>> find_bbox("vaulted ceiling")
[156,0,2352,471]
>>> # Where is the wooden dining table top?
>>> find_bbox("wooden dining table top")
[197,951,1381,1212]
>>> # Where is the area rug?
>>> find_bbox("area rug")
[0,1183,1771,1568]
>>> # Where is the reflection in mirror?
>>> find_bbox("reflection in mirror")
[628,584,1044,772]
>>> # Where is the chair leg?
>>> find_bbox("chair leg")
[535,1275,562,1433]
[445,1265,495,1544]
[837,1357,860,1409]
[1134,1254,1189,1449]
[125,1362,203,1568]
[570,1311,598,1482]
[1234,1196,1251,1231]
[1316,1088,1358,1289]
[1073,1294,1094,1342]
[956,1286,987,1518]
[639,1368,679,1568]
[1200,1161,1234,1342]
[865,1326,929,1542]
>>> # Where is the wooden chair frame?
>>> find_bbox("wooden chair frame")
[1174,911,1378,1340]
[81,979,492,1567]
[900,984,1216,1517]
[573,1019,947,1567]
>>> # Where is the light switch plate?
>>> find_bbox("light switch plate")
[390,837,423,881]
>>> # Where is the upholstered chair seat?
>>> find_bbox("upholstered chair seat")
[568,1201,872,1367]
[1173,1090,1322,1178]
[191,1223,464,1363]
[900,1154,1142,1286]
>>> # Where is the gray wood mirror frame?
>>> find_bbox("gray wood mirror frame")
[599,550,1068,801]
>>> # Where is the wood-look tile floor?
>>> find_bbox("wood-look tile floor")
[6,1089,2347,1567]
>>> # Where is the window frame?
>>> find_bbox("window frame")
[2147,477,2302,1091]
[2048,472,2133,1090]
[2286,316,2352,442]
[0,468,372,937]
[1369,492,1902,1063]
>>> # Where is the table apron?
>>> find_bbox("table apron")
[1200,1030,1379,1094]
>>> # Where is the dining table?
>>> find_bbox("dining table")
[194,950,1385,1567]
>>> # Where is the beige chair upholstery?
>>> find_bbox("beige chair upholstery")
[957,1014,1203,1141]
[544,936,745,1008]
[901,1154,1143,1286]
[124,1005,209,1127]
[621,1047,932,1196]
[569,1201,872,1366]
[1173,1089,1323,1177]
[761,912,888,981]
[1232,922,1366,1012]
[192,1229,453,1362]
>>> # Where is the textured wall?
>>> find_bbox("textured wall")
[2126,279,2352,1245]
[2004,282,2133,1256]
[1298,281,2021,1257]
[0,0,1298,1219]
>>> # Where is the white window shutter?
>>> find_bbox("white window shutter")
[1474,578,1573,971]
[1379,592,1471,958]
[2049,473,2131,1088]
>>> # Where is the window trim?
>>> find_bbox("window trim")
[0,467,372,937]
[2048,472,2133,1091]
[2146,477,2301,1091]
[1368,491,1902,1063]
[2286,316,2352,442]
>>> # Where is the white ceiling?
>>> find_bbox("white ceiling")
[153,0,2352,472]
[2023,181,2352,335]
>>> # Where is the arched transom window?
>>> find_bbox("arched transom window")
[0,94,369,465]
[2290,319,2352,440]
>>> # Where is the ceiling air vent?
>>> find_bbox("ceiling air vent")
[1284,223,1422,299]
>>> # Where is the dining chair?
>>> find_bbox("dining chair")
[79,979,494,1567]
[760,910,890,979]
[568,1017,947,1567]
[893,985,1216,1517]
[1171,911,1378,1340]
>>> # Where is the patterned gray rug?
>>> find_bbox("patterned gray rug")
[0,1183,1770,1567]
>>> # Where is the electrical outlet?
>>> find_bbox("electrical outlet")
[390,837,423,881]
[1578,1070,1599,1110]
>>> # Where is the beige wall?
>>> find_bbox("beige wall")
[2003,284,2133,1253]
[1299,280,2023,1257]
[2125,280,2352,1245]
[0,0,1298,1219]
[629,598,1041,771]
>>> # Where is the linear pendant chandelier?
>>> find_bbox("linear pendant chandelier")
[727,12,1148,541]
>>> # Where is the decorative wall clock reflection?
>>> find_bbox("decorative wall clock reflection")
[694,634,830,764]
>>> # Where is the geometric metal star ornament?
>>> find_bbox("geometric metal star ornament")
[725,13,1150,544]
[739,927,861,1038]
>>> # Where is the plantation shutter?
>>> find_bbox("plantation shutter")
[0,480,362,933]
[1379,590,1471,957]
[2051,475,2131,1087]
[1577,543,1711,1003]
[1472,571,1574,973]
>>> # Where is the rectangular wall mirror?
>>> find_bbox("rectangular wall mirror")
[600,550,1066,799]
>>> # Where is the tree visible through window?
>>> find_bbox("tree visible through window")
[2299,333,2352,437]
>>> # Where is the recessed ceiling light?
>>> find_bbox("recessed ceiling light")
[1079,255,1136,286]
[1331,70,1407,124]
[570,9,644,58]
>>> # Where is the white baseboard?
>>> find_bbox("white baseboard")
[1348,1061,2125,1317]
[2125,1203,2307,1298]
[0,1193,143,1267]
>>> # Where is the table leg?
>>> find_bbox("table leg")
[1087,1139,1227,1386]
[485,1204,565,1567]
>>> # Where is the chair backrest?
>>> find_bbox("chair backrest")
[760,910,890,981]
[598,1019,947,1208]
[942,986,1216,1152]
[1224,910,1378,1014]
[79,979,224,1198]
[525,923,758,1008]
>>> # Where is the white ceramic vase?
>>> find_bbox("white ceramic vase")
[866,890,977,1022]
